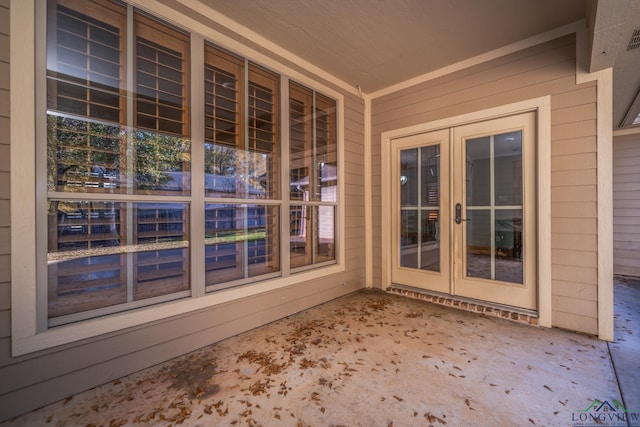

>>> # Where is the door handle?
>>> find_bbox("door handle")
[455,203,470,224]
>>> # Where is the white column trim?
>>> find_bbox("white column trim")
[10,0,38,350]
[576,26,614,341]
[364,94,373,287]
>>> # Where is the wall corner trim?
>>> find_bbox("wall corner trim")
[10,0,39,355]
[364,94,373,287]
[575,22,614,342]
[597,69,615,341]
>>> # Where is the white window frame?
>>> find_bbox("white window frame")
[11,0,345,356]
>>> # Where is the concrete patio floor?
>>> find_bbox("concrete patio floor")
[2,277,638,427]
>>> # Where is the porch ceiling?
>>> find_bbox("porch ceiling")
[196,0,640,129]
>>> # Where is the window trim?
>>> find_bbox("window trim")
[11,0,345,356]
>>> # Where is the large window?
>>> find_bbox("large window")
[46,0,191,323]
[289,83,337,269]
[41,0,339,326]
[203,45,281,289]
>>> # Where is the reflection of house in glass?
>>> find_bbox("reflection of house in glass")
[204,170,279,288]
[48,166,282,317]
[48,200,190,318]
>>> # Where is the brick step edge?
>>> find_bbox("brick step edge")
[386,285,539,326]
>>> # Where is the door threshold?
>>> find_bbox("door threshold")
[386,284,539,326]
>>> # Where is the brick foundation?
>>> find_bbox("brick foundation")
[386,285,539,327]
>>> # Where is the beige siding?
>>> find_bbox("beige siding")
[0,1,366,420]
[613,133,640,276]
[371,34,599,335]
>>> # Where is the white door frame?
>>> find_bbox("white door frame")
[381,97,552,327]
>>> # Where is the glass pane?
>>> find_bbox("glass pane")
[495,209,523,284]
[248,205,280,277]
[421,210,440,272]
[290,204,310,268]
[204,143,276,199]
[316,94,338,202]
[205,204,280,286]
[248,65,280,199]
[466,136,490,206]
[47,2,124,121]
[400,210,418,268]
[134,203,189,300]
[47,4,192,196]
[494,131,522,206]
[289,83,337,203]
[48,115,123,192]
[289,84,312,202]
[203,49,279,199]
[135,34,188,137]
[133,17,191,195]
[290,205,335,269]
[421,145,440,207]
[134,130,191,194]
[466,209,491,280]
[204,204,243,285]
[47,114,192,194]
[400,148,418,207]
[316,205,336,263]
[48,201,189,319]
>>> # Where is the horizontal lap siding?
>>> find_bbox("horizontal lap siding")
[0,3,366,421]
[613,133,640,276]
[371,34,599,334]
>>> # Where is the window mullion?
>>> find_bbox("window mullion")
[125,3,135,304]
[243,59,249,279]
[36,0,49,333]
[190,33,205,297]
[311,91,317,265]
[280,76,291,277]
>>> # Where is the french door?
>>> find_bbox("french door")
[391,129,451,293]
[391,112,537,310]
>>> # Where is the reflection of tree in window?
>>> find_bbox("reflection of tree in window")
[46,0,191,321]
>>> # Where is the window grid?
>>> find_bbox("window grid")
[51,5,122,122]
[135,37,185,135]
[43,0,338,327]
[289,82,337,270]
[204,65,238,148]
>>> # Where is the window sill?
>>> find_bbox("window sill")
[12,262,345,356]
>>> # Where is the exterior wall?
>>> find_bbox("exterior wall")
[371,34,600,335]
[613,133,640,276]
[0,1,365,421]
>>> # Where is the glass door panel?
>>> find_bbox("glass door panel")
[400,210,418,269]
[453,112,536,310]
[391,129,450,293]
[464,132,523,284]
[400,145,441,272]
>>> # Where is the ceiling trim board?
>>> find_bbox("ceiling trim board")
[613,127,640,137]
[619,89,640,128]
